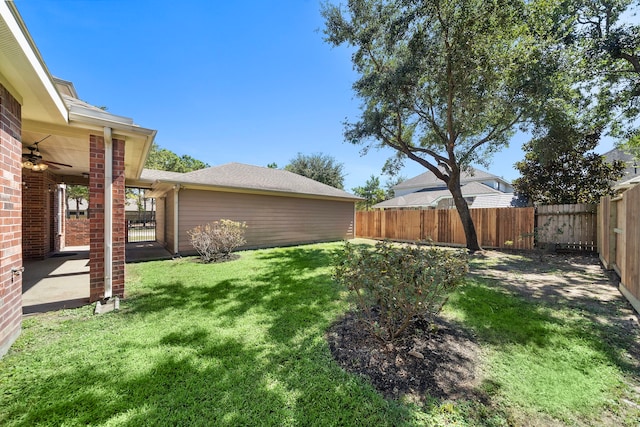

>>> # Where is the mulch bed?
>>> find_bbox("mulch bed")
[326,311,484,403]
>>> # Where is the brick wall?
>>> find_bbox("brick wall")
[112,139,126,297]
[22,169,58,260]
[89,135,126,301]
[0,83,23,357]
[65,219,89,246]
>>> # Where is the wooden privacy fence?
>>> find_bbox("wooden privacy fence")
[536,204,598,252]
[599,185,640,313]
[356,207,535,249]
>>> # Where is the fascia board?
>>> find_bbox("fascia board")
[68,110,155,137]
[1,1,68,122]
[146,179,363,202]
[68,106,134,126]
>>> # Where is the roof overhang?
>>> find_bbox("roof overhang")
[0,1,67,124]
[1,2,156,180]
[140,179,362,203]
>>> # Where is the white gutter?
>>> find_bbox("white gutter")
[173,184,180,255]
[104,127,113,299]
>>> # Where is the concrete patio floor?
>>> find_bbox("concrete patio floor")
[22,242,172,315]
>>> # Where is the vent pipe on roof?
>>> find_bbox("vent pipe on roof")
[104,127,113,299]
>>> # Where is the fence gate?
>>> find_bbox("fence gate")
[126,188,156,242]
[536,204,598,252]
[127,217,156,242]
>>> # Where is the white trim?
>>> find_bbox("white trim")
[104,127,113,299]
[1,1,68,122]
[173,185,180,255]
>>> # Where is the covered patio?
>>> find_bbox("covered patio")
[22,242,172,315]
[1,2,157,354]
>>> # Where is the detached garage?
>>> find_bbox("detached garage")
[135,163,360,254]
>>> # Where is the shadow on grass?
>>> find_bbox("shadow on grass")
[449,279,640,378]
[2,324,409,426]
[469,250,640,365]
[2,243,417,426]
[126,247,346,342]
[124,279,239,314]
[1,336,289,426]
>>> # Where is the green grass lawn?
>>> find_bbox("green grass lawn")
[1,242,638,426]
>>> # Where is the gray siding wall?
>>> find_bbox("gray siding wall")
[165,191,175,253]
[156,197,166,245]
[176,189,355,253]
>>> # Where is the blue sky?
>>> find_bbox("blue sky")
[15,0,614,191]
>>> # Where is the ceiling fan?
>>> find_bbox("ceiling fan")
[22,135,72,171]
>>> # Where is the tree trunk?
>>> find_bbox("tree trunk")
[447,174,481,252]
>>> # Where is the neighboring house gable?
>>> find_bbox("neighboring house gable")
[375,167,516,209]
[392,167,513,197]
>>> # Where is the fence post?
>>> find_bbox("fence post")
[606,199,617,270]
[381,210,386,238]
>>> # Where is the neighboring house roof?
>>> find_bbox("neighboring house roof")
[614,174,640,191]
[393,167,508,192]
[603,148,640,183]
[373,181,503,209]
[470,193,527,208]
[141,163,362,201]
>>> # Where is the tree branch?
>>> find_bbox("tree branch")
[459,112,523,164]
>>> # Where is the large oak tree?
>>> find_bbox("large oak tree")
[322,0,555,251]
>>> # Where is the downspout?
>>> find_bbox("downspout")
[104,127,113,299]
[57,184,66,249]
[173,184,180,256]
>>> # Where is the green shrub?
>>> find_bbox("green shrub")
[333,241,469,341]
[188,219,247,262]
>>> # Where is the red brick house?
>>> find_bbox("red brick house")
[0,2,156,357]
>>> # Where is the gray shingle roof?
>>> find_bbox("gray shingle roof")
[373,181,502,209]
[141,163,361,200]
[393,167,503,190]
[140,169,187,181]
[470,193,526,208]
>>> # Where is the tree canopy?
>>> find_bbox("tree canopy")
[352,175,386,210]
[513,126,625,204]
[554,1,640,148]
[322,0,555,250]
[284,153,346,189]
[66,184,89,219]
[145,143,209,172]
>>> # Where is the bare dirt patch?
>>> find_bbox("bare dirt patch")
[326,249,640,405]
